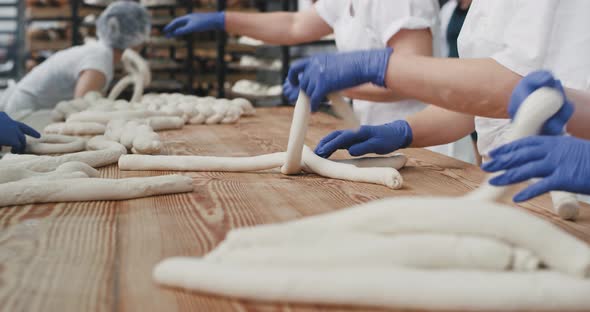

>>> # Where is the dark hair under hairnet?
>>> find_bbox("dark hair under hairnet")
[96,1,151,50]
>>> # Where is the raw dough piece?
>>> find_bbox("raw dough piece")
[211,197,590,277]
[0,174,193,207]
[0,162,99,184]
[281,91,310,175]
[2,136,127,172]
[120,91,405,188]
[25,134,86,154]
[108,49,151,103]
[67,110,182,124]
[154,260,590,312]
[118,148,404,189]
[106,120,162,155]
[44,121,106,136]
[205,232,539,272]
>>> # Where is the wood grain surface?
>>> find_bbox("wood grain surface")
[0,107,588,312]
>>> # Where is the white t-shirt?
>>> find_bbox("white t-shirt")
[315,0,440,126]
[11,41,113,112]
[458,0,590,156]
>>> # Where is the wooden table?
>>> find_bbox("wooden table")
[1,107,589,312]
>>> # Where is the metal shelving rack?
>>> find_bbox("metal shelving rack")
[0,0,24,85]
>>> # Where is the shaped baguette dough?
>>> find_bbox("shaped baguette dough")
[118,147,405,189]
[44,122,107,136]
[281,91,310,175]
[205,232,539,272]
[2,136,126,172]
[119,91,404,188]
[25,134,86,154]
[209,197,590,277]
[154,260,590,312]
[67,110,182,124]
[0,161,99,184]
[0,174,193,207]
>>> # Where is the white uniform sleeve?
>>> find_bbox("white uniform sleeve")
[314,0,340,28]
[74,46,114,91]
[368,0,440,46]
[490,0,560,77]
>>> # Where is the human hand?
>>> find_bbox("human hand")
[164,12,225,37]
[288,48,393,109]
[0,112,41,154]
[314,120,412,159]
[482,136,590,202]
[509,71,574,135]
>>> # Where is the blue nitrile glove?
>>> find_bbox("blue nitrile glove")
[288,48,393,109]
[0,112,41,154]
[282,78,299,104]
[508,70,574,135]
[164,12,226,37]
[314,120,412,159]
[482,136,590,202]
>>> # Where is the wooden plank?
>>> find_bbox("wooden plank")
[0,107,588,312]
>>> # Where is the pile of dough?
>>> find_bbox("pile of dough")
[119,91,405,189]
[231,80,282,98]
[153,198,590,311]
[0,136,194,207]
[152,88,588,310]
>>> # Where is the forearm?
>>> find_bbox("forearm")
[225,9,331,45]
[406,106,475,148]
[385,55,521,118]
[564,88,590,139]
[342,84,407,102]
[74,70,106,98]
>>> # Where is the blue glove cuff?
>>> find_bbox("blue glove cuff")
[385,120,413,149]
[371,47,394,88]
[218,12,227,30]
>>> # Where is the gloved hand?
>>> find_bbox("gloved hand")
[508,70,574,135]
[0,112,41,154]
[314,120,412,159]
[482,136,590,202]
[288,48,393,109]
[164,12,225,37]
[282,78,299,104]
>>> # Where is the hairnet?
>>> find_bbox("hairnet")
[97,1,151,50]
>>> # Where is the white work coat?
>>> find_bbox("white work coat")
[459,0,590,156]
[315,0,440,126]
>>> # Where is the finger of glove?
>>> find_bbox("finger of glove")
[348,137,389,157]
[482,146,545,172]
[315,130,344,158]
[488,136,545,158]
[316,131,362,159]
[288,60,308,85]
[164,17,188,34]
[489,160,552,186]
[17,122,41,138]
[172,24,198,37]
[513,178,558,202]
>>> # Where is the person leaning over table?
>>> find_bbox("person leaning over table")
[163,0,441,126]
[0,1,151,120]
[285,0,590,163]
